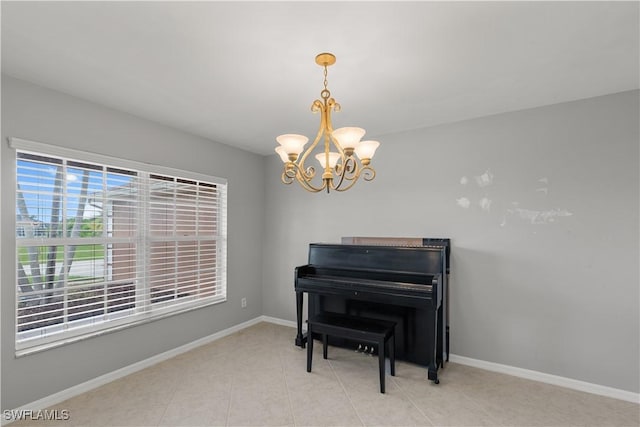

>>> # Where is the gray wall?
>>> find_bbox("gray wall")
[1,75,265,410]
[263,90,639,393]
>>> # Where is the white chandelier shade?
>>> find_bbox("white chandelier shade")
[354,140,380,164]
[314,152,341,169]
[331,127,366,152]
[275,134,308,161]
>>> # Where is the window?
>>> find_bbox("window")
[12,138,227,354]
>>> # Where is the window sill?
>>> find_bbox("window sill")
[15,296,226,358]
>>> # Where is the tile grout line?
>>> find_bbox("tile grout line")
[224,379,234,427]
[327,357,367,427]
[388,371,436,427]
[154,378,179,427]
[457,387,506,426]
[280,349,299,427]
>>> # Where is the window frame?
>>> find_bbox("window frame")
[10,137,228,356]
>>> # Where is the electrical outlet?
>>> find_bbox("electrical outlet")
[241,298,247,308]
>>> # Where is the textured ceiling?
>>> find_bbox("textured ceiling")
[2,1,638,155]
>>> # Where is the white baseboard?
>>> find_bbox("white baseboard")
[261,315,297,329]
[449,354,639,404]
[2,316,266,426]
[5,315,636,425]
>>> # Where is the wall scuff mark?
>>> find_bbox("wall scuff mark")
[479,197,492,212]
[456,197,471,209]
[507,207,573,224]
[536,177,549,195]
[474,169,494,187]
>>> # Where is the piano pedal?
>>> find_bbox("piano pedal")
[355,344,377,356]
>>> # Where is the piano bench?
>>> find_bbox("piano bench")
[306,312,396,393]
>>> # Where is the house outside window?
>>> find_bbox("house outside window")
[12,138,227,355]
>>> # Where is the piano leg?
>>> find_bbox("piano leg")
[295,291,307,348]
[428,363,440,384]
[446,326,450,363]
[429,308,441,384]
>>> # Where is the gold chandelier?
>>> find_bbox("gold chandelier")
[275,52,380,193]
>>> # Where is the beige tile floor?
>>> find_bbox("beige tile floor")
[7,322,640,427]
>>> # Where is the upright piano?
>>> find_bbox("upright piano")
[294,238,450,383]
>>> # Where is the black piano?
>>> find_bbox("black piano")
[294,238,450,383]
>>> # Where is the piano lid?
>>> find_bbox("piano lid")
[340,237,450,273]
[308,243,447,276]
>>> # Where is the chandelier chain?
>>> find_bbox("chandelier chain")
[323,66,328,91]
[321,65,331,100]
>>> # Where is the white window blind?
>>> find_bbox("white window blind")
[12,138,227,354]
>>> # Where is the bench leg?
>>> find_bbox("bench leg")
[389,334,395,377]
[307,328,313,373]
[322,334,328,359]
[378,341,385,393]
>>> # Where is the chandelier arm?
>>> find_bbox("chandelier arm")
[319,104,334,183]
[331,166,347,191]
[297,101,326,170]
[334,165,376,192]
[283,162,325,192]
[281,170,294,185]
[361,166,376,182]
[326,102,350,176]
[338,156,360,179]
[283,162,316,181]
[282,164,301,186]
[333,157,358,189]
[299,179,324,193]
[327,127,346,157]
[297,172,325,192]
[299,163,317,181]
[333,172,362,192]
